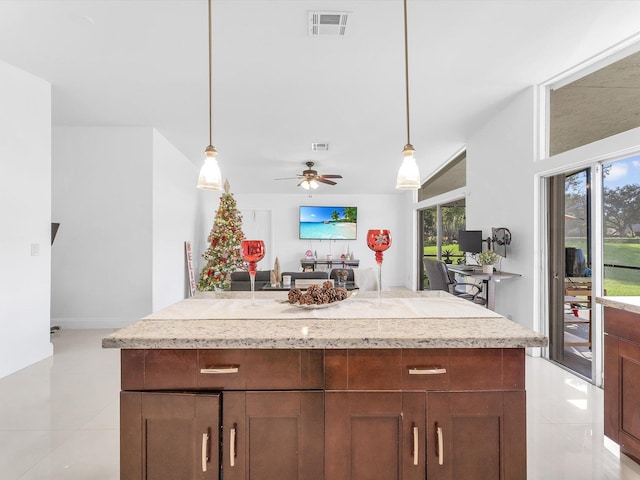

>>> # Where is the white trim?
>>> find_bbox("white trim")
[591,163,604,387]
[52,317,138,329]
[535,126,640,178]
[544,34,640,91]
[416,187,466,211]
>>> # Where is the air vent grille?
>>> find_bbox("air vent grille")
[311,143,329,151]
[309,11,350,36]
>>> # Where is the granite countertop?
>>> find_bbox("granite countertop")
[102,290,547,350]
[596,296,640,315]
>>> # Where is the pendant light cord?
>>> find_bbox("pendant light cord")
[208,0,213,146]
[403,0,411,147]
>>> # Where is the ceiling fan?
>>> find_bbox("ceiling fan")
[275,161,343,190]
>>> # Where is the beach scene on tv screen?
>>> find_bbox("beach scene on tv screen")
[300,206,357,240]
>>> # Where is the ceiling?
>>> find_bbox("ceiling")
[1,0,640,195]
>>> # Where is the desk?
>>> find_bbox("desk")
[301,258,359,271]
[447,265,521,311]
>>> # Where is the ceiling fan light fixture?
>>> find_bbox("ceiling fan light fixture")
[309,179,319,189]
[197,145,222,190]
[395,0,420,191]
[197,0,223,191]
[396,144,420,190]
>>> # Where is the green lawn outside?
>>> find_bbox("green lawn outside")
[425,240,639,295]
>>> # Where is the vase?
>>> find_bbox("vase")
[482,264,494,274]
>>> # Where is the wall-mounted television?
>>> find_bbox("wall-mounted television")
[299,206,358,240]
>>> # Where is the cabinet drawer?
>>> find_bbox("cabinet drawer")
[122,349,324,390]
[325,349,450,391]
[604,307,640,345]
[324,348,523,391]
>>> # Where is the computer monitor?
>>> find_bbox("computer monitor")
[457,230,483,254]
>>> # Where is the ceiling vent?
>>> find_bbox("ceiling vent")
[311,143,329,151]
[308,12,350,36]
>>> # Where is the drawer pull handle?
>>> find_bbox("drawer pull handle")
[201,432,209,472]
[200,366,239,374]
[412,425,419,466]
[409,366,447,375]
[436,424,444,465]
[230,424,237,467]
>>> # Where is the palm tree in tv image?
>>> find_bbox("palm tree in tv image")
[344,207,357,223]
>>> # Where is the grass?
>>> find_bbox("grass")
[424,240,640,296]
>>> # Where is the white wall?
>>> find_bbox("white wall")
[52,127,153,327]
[152,130,200,310]
[0,60,53,378]
[196,192,407,286]
[466,87,537,330]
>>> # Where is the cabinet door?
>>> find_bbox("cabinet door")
[427,391,526,480]
[121,391,220,480]
[325,392,425,480]
[617,338,640,461]
[222,391,324,480]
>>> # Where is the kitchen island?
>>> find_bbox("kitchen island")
[104,290,546,480]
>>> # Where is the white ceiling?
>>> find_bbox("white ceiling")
[1,0,640,195]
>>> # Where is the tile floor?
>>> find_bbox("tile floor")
[1,329,640,479]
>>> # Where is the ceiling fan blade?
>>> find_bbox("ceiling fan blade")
[274,177,302,180]
[317,178,337,185]
[319,174,342,179]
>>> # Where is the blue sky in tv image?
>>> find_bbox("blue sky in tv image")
[299,206,353,223]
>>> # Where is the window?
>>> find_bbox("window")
[418,153,466,202]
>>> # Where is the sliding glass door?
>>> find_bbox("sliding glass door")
[603,155,640,296]
[548,169,593,380]
[418,200,465,290]
[547,155,640,382]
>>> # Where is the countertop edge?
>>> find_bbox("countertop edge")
[596,296,640,315]
[102,337,548,350]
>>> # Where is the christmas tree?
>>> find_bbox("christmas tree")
[197,180,246,291]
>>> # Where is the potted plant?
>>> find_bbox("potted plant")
[478,250,499,273]
[442,248,454,264]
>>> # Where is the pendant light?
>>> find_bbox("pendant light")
[197,0,223,190]
[395,0,421,190]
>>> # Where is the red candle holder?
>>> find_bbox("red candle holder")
[241,240,265,305]
[366,229,391,305]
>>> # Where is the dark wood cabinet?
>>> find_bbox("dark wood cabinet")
[120,391,220,480]
[222,391,324,480]
[604,306,640,464]
[426,391,526,480]
[325,392,426,480]
[120,347,527,479]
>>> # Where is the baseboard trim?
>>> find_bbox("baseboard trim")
[51,317,137,329]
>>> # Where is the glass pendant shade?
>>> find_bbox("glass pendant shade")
[301,181,310,190]
[197,146,222,190]
[395,144,420,190]
[309,179,319,189]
